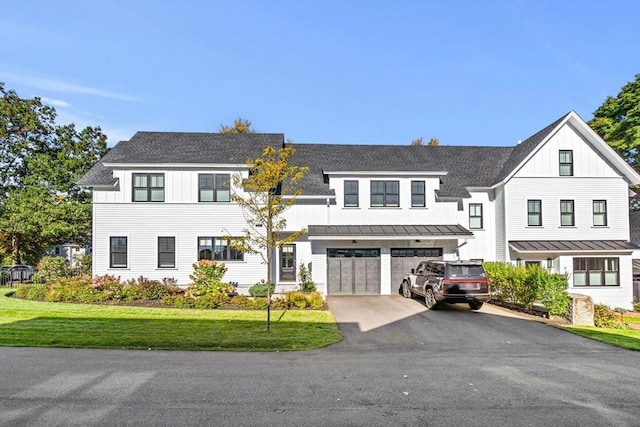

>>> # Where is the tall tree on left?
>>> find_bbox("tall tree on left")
[0,83,108,265]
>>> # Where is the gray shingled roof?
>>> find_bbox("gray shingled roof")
[78,113,575,198]
[308,224,473,238]
[509,240,640,252]
[630,211,640,246]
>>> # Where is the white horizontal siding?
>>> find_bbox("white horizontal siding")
[505,177,629,241]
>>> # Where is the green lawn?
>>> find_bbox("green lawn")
[0,288,342,351]
[561,325,640,351]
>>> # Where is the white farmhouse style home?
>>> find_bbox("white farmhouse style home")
[78,112,640,309]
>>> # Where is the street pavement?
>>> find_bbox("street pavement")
[1,296,638,426]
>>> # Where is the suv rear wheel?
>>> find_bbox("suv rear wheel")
[424,288,437,309]
[468,301,483,310]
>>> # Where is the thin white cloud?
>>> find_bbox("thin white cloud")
[1,70,143,102]
[41,97,72,108]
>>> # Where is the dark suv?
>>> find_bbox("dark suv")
[401,260,490,310]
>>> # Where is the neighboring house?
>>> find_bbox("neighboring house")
[629,211,640,303]
[78,112,640,309]
[47,243,90,267]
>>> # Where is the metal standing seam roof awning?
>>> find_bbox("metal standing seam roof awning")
[509,240,640,254]
[307,224,474,240]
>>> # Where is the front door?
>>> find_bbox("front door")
[279,244,296,281]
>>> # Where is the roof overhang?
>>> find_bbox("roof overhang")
[102,163,249,169]
[308,224,474,241]
[509,240,640,254]
[321,170,448,177]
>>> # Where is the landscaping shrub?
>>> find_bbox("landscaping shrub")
[91,275,125,301]
[634,302,640,313]
[194,295,221,309]
[270,298,287,309]
[250,297,269,310]
[306,292,325,309]
[298,262,317,292]
[484,261,569,315]
[13,285,30,299]
[124,276,179,301]
[161,295,195,309]
[188,260,230,297]
[248,280,275,297]
[45,276,98,303]
[34,256,70,283]
[594,304,626,329]
[286,291,308,308]
[26,285,47,300]
[230,295,252,308]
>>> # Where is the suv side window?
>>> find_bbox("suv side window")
[434,263,445,277]
[416,263,426,275]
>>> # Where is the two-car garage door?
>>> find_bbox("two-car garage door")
[327,247,443,295]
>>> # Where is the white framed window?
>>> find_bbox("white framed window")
[371,181,399,207]
[158,237,176,268]
[593,200,607,226]
[344,180,359,207]
[411,181,425,207]
[559,150,573,176]
[573,257,619,286]
[109,236,127,268]
[198,237,243,261]
[199,174,230,202]
[560,200,574,226]
[133,173,164,202]
[469,203,483,229]
[527,200,542,226]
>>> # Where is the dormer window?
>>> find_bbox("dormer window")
[133,173,164,202]
[344,180,359,207]
[371,180,399,207]
[559,150,573,176]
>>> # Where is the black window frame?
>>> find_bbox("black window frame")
[469,203,483,229]
[198,236,243,261]
[560,200,575,226]
[132,173,164,202]
[559,150,573,176]
[198,173,231,202]
[593,200,607,227]
[370,180,399,207]
[527,199,542,227]
[158,236,176,268]
[109,236,127,268]
[344,180,359,207]
[573,257,619,286]
[411,180,425,207]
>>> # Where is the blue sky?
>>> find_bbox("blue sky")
[1,0,638,147]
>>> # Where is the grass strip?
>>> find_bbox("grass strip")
[561,325,640,351]
[0,288,342,351]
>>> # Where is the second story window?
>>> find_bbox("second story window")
[199,174,230,202]
[344,180,359,207]
[560,200,575,226]
[133,173,164,202]
[469,203,483,229]
[411,181,425,207]
[371,180,399,207]
[527,200,542,226]
[593,200,607,226]
[559,150,573,176]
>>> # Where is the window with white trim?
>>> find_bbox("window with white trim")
[573,257,619,286]
[593,200,607,226]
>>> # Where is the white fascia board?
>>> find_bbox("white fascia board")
[511,248,635,255]
[102,163,249,169]
[323,170,448,177]
[309,235,474,241]
[283,195,335,200]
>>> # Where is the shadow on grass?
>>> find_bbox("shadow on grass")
[0,316,342,352]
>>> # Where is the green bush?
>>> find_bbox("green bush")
[634,302,640,313]
[161,295,195,309]
[298,262,317,292]
[77,254,92,275]
[250,297,269,310]
[594,304,626,329]
[45,276,98,303]
[286,291,308,308]
[230,295,252,308]
[13,285,30,299]
[26,285,47,300]
[188,260,230,297]
[306,292,325,309]
[34,256,70,283]
[248,281,275,297]
[484,262,569,315]
[270,298,287,309]
[123,276,179,301]
[194,295,221,309]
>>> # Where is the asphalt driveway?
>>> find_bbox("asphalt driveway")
[1,296,639,426]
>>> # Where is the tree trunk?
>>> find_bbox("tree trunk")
[11,234,21,265]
